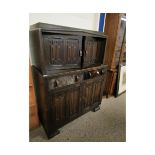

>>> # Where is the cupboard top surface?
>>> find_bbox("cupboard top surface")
[30,22,107,38]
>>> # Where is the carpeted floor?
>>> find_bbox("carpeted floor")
[29,93,126,142]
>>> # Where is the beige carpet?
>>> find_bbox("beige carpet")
[29,93,126,142]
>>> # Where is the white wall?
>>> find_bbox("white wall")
[29,13,100,31]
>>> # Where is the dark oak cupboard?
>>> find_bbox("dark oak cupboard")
[30,23,107,138]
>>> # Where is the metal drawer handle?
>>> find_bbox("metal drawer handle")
[54,80,58,87]
[75,75,79,82]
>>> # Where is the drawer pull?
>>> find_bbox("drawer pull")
[54,80,58,88]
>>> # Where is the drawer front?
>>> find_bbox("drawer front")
[48,67,107,90]
[48,73,83,90]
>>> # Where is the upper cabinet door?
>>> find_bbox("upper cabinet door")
[83,37,106,68]
[43,35,82,70]
[65,36,82,65]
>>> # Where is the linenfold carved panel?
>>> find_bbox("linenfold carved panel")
[66,86,80,119]
[84,39,98,64]
[43,35,81,69]
[52,93,65,125]
[66,39,80,64]
[93,81,102,103]
[83,37,105,68]
[50,38,64,64]
[82,81,94,110]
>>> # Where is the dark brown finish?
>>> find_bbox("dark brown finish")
[83,37,106,68]
[30,23,107,73]
[32,65,107,138]
[43,35,82,69]
[103,13,126,97]
[30,23,107,138]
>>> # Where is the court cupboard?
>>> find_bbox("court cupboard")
[29,23,107,138]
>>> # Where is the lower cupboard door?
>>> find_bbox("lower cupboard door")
[93,80,103,104]
[52,92,66,128]
[66,86,80,120]
[81,82,94,112]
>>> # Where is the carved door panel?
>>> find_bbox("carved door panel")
[83,37,106,68]
[65,36,82,66]
[51,84,81,127]
[43,36,65,65]
[81,81,94,112]
[93,79,103,105]
[43,35,82,69]
[83,37,98,67]
[66,85,80,120]
[52,91,66,127]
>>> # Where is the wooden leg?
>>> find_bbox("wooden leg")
[92,106,100,112]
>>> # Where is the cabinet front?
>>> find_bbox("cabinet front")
[43,35,82,70]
